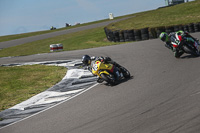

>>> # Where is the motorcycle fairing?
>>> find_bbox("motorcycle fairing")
[92,61,114,76]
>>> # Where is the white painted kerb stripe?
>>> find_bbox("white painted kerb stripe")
[0,83,98,130]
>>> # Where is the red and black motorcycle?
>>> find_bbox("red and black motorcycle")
[171,34,200,57]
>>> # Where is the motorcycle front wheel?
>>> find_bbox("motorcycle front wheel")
[100,73,116,85]
[183,45,199,57]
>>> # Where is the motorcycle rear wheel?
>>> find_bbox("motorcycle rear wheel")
[120,67,130,78]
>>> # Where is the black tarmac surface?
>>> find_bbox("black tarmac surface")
[0,23,200,132]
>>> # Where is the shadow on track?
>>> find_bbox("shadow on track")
[102,76,134,87]
[180,54,200,59]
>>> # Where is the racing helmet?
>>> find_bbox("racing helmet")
[159,32,169,42]
[82,55,91,66]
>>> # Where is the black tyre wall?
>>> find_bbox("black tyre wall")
[119,30,125,42]
[188,23,195,33]
[108,30,115,41]
[123,30,129,42]
[194,23,200,32]
[124,30,135,41]
[128,30,135,41]
[183,25,189,32]
[104,22,200,42]
[174,25,184,32]
[113,31,120,42]
[134,29,141,41]
[165,26,174,34]
[148,28,157,39]
[141,28,149,40]
[156,26,165,38]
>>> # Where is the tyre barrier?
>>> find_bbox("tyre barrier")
[134,29,141,41]
[113,30,120,42]
[165,26,174,34]
[104,22,200,42]
[141,28,149,40]
[156,26,165,38]
[194,22,200,32]
[119,30,125,42]
[124,30,135,41]
[188,23,195,33]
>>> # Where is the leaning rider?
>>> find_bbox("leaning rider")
[159,30,199,58]
[81,55,121,83]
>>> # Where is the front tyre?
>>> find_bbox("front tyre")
[100,73,116,85]
[183,45,199,57]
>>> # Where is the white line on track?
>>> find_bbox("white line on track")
[0,83,99,130]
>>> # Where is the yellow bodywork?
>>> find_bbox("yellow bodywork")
[92,61,114,78]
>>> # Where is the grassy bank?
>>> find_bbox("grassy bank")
[107,0,200,30]
[0,27,120,57]
[0,18,116,43]
[0,65,66,112]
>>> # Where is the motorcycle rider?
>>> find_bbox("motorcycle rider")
[82,55,122,83]
[159,30,199,58]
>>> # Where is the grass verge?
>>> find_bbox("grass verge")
[107,0,200,30]
[0,27,121,57]
[0,18,118,42]
[0,65,67,112]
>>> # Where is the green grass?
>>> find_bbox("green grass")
[0,27,120,57]
[0,18,117,42]
[107,0,200,30]
[0,65,66,112]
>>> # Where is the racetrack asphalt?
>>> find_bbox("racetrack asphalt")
[0,26,200,132]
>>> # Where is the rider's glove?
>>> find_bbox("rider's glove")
[98,56,104,62]
[91,56,96,60]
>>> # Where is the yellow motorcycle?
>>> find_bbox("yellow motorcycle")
[90,59,130,85]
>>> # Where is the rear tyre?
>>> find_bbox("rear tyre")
[120,67,130,78]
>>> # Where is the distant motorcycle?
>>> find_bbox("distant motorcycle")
[172,36,200,57]
[90,58,130,85]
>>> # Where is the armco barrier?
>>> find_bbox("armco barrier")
[104,22,200,42]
